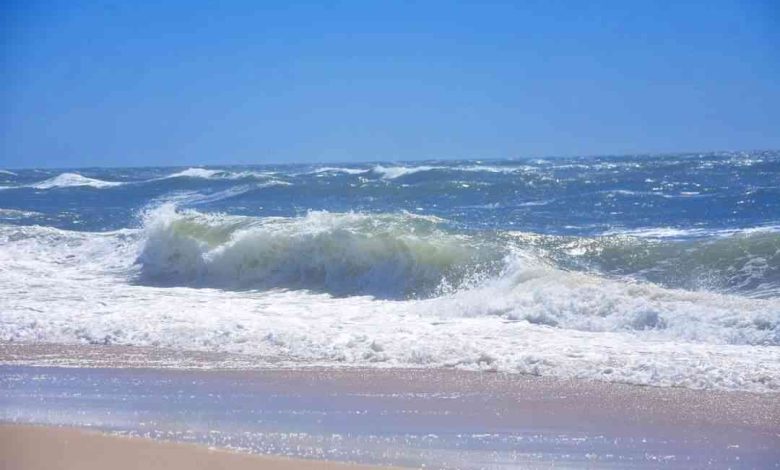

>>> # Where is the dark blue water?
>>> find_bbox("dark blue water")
[2,151,778,236]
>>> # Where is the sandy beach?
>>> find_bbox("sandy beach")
[2,343,779,468]
[0,424,386,470]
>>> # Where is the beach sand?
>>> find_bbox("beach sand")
[2,342,779,468]
[0,425,385,470]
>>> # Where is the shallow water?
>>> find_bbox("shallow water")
[2,366,777,469]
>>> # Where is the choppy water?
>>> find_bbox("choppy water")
[1,151,779,391]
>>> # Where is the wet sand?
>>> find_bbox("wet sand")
[1,343,779,468]
[0,425,385,470]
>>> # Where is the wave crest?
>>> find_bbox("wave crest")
[506,231,780,298]
[136,206,497,298]
[164,168,280,181]
[31,173,123,189]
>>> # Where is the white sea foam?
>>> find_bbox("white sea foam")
[1,212,779,392]
[31,173,123,189]
[0,169,16,176]
[603,225,780,240]
[0,208,42,219]
[371,165,440,179]
[370,164,530,179]
[166,168,223,179]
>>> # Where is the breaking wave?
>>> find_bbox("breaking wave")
[369,164,532,179]
[371,165,440,179]
[505,230,780,299]
[136,205,780,301]
[137,205,496,298]
[31,172,124,189]
[310,167,370,175]
[3,210,779,391]
[164,168,280,181]
[129,206,780,346]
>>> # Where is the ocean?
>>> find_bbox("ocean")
[1,151,778,392]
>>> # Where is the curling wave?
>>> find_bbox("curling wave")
[136,205,780,301]
[129,206,780,346]
[137,205,499,298]
[2,215,779,390]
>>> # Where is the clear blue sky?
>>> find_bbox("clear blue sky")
[2,1,778,168]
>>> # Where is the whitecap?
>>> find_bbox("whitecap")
[164,168,279,180]
[371,165,440,179]
[31,172,123,189]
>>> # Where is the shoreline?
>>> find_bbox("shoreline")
[0,424,389,470]
[2,344,779,468]
[2,340,778,396]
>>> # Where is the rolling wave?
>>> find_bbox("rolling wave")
[3,210,778,348]
[506,230,780,299]
[10,168,288,191]
[137,206,494,298]
[30,172,124,189]
[368,164,529,179]
[128,206,780,346]
[310,167,370,175]
[164,167,280,181]
[135,204,780,301]
[371,165,440,179]
[3,211,779,391]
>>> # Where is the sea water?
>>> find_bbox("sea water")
[1,151,778,392]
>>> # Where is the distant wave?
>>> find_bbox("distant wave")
[163,167,279,181]
[0,169,17,176]
[310,167,370,175]
[150,181,289,207]
[309,165,524,178]
[165,168,223,179]
[601,224,780,240]
[370,164,531,180]
[456,165,531,174]
[0,208,42,219]
[371,165,441,179]
[31,172,124,189]
[3,169,287,190]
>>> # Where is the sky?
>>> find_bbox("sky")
[1,1,779,168]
